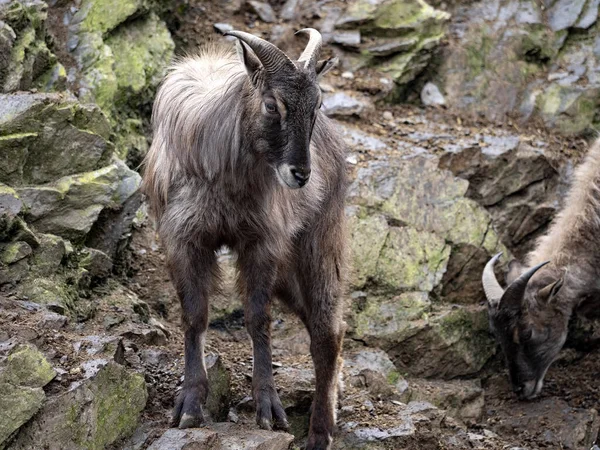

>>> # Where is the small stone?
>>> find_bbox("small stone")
[341,71,355,79]
[148,425,294,450]
[39,312,68,330]
[383,111,393,121]
[346,154,359,165]
[213,22,233,34]
[321,91,372,118]
[319,83,335,93]
[280,0,301,21]
[248,1,277,23]
[121,328,168,346]
[421,82,446,107]
[331,31,361,49]
[227,408,240,423]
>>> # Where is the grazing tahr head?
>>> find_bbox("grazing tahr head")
[483,253,568,400]
[224,28,337,189]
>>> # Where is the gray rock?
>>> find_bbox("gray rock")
[438,136,560,256]
[490,398,599,449]
[38,312,68,330]
[0,184,22,217]
[11,361,147,450]
[421,82,446,106]
[147,424,294,450]
[280,0,301,21]
[345,349,409,398]
[0,92,112,185]
[409,379,485,423]
[331,30,361,49]
[547,0,588,31]
[1,241,31,265]
[78,247,113,280]
[0,344,56,448]
[576,0,600,28]
[248,1,277,23]
[322,92,372,117]
[18,159,141,244]
[121,327,168,346]
[213,22,234,36]
[364,37,418,56]
[337,124,387,152]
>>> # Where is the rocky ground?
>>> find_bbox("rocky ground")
[1,0,600,449]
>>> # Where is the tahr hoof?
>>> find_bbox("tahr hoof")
[254,385,289,432]
[171,385,207,429]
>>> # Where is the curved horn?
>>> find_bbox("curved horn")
[501,260,550,309]
[224,30,294,74]
[296,28,322,69]
[482,252,504,306]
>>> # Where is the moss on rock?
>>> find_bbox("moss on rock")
[376,226,449,293]
[1,344,56,388]
[1,241,31,265]
[107,13,174,101]
[10,361,148,450]
[72,0,145,36]
[17,160,141,242]
[0,92,113,185]
[0,344,55,449]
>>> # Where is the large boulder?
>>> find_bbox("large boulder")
[11,360,147,450]
[345,136,505,378]
[0,92,112,186]
[0,344,56,449]
[106,13,175,105]
[332,0,450,94]
[17,159,141,243]
[147,424,295,450]
[0,0,65,94]
[66,1,174,118]
[435,0,600,135]
[438,132,565,258]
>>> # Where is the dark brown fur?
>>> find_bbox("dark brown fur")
[142,41,347,449]
[488,140,600,399]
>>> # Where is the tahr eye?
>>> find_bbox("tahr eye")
[521,328,533,341]
[265,102,278,114]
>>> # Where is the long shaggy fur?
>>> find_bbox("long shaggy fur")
[142,38,348,447]
[528,140,600,270]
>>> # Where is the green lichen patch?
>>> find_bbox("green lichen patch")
[107,13,174,99]
[17,160,141,242]
[0,92,113,185]
[376,226,450,293]
[18,275,78,315]
[1,241,31,265]
[10,361,148,450]
[72,0,145,36]
[348,213,389,289]
[0,383,45,449]
[351,291,431,346]
[1,344,56,389]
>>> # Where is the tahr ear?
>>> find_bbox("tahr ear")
[236,40,262,81]
[537,278,564,304]
[315,57,338,79]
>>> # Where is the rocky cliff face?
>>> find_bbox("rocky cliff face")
[0,0,598,449]
[0,0,174,448]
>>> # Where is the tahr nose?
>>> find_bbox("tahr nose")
[290,166,311,187]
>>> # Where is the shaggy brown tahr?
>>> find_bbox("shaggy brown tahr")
[142,28,348,449]
[483,140,600,400]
